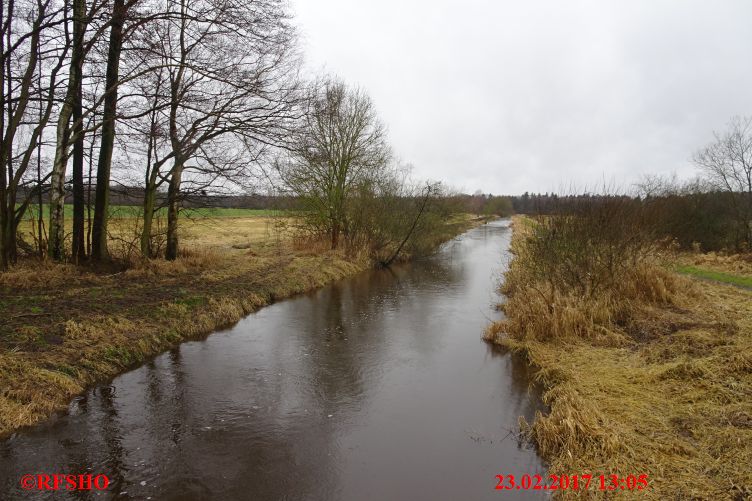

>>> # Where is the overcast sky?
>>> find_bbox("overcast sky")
[290,0,752,195]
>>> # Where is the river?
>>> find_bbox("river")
[1,219,546,500]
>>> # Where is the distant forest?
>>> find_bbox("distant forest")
[15,182,749,254]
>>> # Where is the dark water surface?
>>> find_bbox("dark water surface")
[1,219,546,500]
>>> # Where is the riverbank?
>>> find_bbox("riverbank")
[0,214,478,438]
[485,216,752,499]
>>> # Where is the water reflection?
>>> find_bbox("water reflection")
[0,219,546,500]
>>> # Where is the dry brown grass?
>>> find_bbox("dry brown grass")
[485,216,752,500]
[16,211,292,259]
[178,216,292,250]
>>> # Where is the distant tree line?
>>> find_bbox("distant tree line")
[511,190,748,253]
[443,192,515,217]
[507,117,752,253]
[15,184,294,210]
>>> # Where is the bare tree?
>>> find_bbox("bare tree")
[1,0,67,268]
[69,0,88,262]
[90,0,128,261]
[694,116,752,249]
[48,0,89,260]
[47,0,113,261]
[137,0,300,260]
[279,78,390,249]
[136,67,167,258]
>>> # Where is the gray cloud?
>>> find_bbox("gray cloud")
[291,0,752,194]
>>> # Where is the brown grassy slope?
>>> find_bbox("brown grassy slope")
[0,215,474,438]
[485,217,752,500]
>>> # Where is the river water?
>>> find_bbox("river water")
[1,219,546,500]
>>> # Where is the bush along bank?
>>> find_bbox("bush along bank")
[485,215,752,500]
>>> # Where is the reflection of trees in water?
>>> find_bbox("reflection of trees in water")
[141,348,219,499]
[142,349,193,474]
[160,349,189,446]
[94,384,127,497]
[295,252,462,410]
[155,347,343,500]
[145,339,340,499]
[488,343,547,424]
[201,251,470,499]
[53,392,110,501]
[0,387,129,500]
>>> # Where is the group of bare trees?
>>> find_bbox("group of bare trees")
[508,117,752,253]
[692,116,752,249]
[0,0,301,269]
[633,116,752,252]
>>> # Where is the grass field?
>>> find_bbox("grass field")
[675,252,752,289]
[676,264,752,289]
[16,205,288,259]
[22,204,282,219]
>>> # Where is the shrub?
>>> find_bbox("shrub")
[521,195,659,298]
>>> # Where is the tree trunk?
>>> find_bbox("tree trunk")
[0,180,7,270]
[36,45,45,259]
[48,123,70,261]
[86,121,95,256]
[140,93,161,258]
[331,221,339,249]
[5,185,17,264]
[37,149,44,258]
[92,0,125,261]
[49,0,86,261]
[140,168,159,258]
[71,123,84,261]
[0,147,6,271]
[380,185,433,267]
[0,4,5,271]
[71,0,86,263]
[165,160,183,261]
[0,0,9,271]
